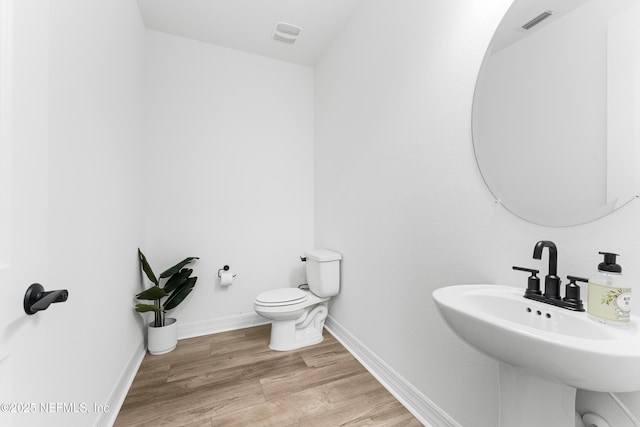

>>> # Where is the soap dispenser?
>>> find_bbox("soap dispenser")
[587,252,631,327]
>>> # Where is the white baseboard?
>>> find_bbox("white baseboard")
[324,316,460,427]
[94,340,146,427]
[178,312,270,340]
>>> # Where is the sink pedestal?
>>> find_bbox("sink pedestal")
[499,364,576,427]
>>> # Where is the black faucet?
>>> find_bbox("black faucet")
[513,240,585,311]
[532,240,561,300]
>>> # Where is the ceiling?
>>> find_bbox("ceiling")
[136,0,363,66]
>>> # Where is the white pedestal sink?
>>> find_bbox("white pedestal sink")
[433,284,640,427]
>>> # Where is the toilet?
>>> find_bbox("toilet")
[254,249,342,351]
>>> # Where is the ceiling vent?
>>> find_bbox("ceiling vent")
[273,21,302,44]
[522,10,553,30]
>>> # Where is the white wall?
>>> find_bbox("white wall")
[142,31,314,334]
[315,0,640,426]
[45,0,146,425]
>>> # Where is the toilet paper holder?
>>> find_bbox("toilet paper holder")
[218,265,237,278]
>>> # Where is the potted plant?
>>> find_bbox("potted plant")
[135,248,199,355]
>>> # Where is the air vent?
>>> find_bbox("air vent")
[273,21,302,44]
[522,10,553,30]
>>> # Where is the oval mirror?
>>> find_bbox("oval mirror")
[473,0,640,226]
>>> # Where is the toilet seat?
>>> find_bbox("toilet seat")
[255,288,307,307]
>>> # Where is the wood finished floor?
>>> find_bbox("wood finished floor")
[114,325,422,427]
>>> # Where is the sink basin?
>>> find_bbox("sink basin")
[433,284,640,427]
[433,284,640,391]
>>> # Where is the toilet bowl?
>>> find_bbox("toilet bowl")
[254,249,341,351]
[254,288,329,351]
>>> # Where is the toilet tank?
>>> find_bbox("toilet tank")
[304,249,342,297]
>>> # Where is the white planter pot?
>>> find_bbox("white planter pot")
[147,318,178,355]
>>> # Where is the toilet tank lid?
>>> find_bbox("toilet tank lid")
[304,249,342,262]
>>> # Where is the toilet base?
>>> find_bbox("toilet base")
[268,303,328,351]
[269,331,324,351]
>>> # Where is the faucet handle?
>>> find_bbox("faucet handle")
[513,266,541,297]
[563,275,587,312]
[513,266,539,274]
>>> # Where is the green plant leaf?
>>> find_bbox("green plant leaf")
[136,285,168,300]
[135,304,161,313]
[138,248,158,285]
[163,277,197,310]
[159,257,199,279]
[163,268,192,293]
